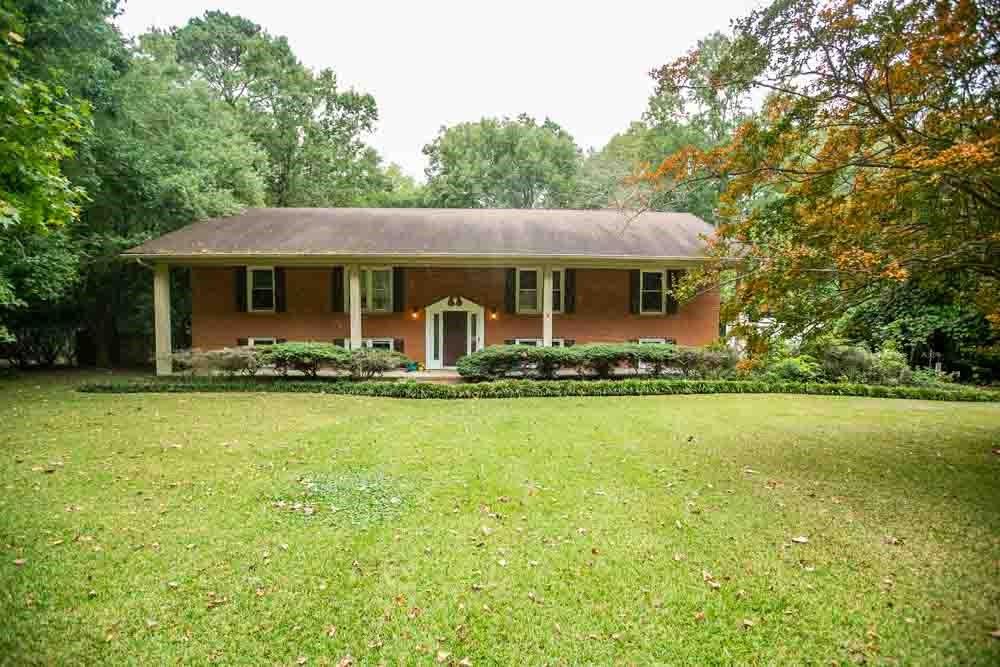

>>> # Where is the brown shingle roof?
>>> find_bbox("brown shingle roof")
[124,208,714,260]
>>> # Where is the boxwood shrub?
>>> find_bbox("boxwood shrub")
[78,378,1000,402]
[455,343,735,380]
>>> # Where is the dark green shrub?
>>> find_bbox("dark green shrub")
[817,343,874,382]
[348,348,408,379]
[574,343,630,378]
[456,345,528,380]
[909,366,955,387]
[172,347,267,376]
[79,377,1000,402]
[265,342,350,377]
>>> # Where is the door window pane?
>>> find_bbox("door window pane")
[552,270,562,312]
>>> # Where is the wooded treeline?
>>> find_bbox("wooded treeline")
[1,0,996,376]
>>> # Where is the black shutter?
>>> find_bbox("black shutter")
[237,337,248,346]
[504,269,516,313]
[564,339,575,347]
[276,338,287,343]
[235,267,248,312]
[393,338,405,353]
[331,267,345,312]
[333,338,346,348]
[504,339,516,345]
[274,268,287,312]
[564,269,576,313]
[629,270,640,314]
[392,268,405,312]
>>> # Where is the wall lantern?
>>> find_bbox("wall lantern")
[410,307,419,319]
[490,307,498,320]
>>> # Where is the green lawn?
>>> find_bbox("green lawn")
[1,373,998,665]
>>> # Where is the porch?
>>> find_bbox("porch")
[149,262,720,376]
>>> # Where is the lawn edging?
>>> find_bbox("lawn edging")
[77,378,1000,402]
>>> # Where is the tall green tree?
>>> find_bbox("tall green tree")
[423,114,581,208]
[72,35,267,365]
[574,33,747,219]
[0,1,120,333]
[172,11,380,207]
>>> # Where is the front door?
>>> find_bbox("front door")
[443,311,468,366]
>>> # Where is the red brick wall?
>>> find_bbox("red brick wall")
[191,267,721,363]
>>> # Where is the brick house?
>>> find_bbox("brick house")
[124,208,721,374]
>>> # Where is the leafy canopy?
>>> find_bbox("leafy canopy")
[423,114,581,208]
[643,0,1000,336]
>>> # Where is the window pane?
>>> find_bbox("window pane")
[372,270,391,291]
[519,270,537,290]
[252,288,274,310]
[360,270,369,307]
[641,291,663,312]
[519,290,537,311]
[433,314,440,360]
[642,271,663,291]
[371,340,391,350]
[552,271,561,290]
[251,269,273,289]
[371,290,390,311]
[552,289,562,312]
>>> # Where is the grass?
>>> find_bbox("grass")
[1,371,999,665]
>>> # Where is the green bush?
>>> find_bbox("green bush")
[78,378,1000,403]
[818,344,875,382]
[764,355,822,382]
[574,344,630,378]
[171,347,266,376]
[347,348,408,379]
[909,366,955,387]
[455,345,527,380]
[455,343,734,380]
[868,344,912,385]
[265,342,350,377]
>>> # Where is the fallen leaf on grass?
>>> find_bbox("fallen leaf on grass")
[990,628,1000,639]
[694,611,706,622]
[742,619,754,630]
[436,651,451,663]
[792,536,809,544]
[326,625,337,638]
[13,559,26,566]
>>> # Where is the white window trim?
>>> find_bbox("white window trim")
[345,266,394,313]
[516,267,564,315]
[247,337,276,347]
[514,338,566,347]
[361,337,395,351]
[247,266,276,313]
[638,337,667,344]
[639,269,667,315]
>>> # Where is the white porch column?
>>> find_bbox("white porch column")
[348,264,362,349]
[542,265,554,347]
[153,263,172,376]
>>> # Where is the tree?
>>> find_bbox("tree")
[172,11,380,207]
[71,35,267,366]
[423,114,581,208]
[575,33,747,219]
[358,163,427,208]
[643,0,1000,343]
[0,1,114,333]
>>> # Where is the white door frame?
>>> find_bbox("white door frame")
[424,296,485,369]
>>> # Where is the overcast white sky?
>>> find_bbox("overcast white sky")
[116,0,761,180]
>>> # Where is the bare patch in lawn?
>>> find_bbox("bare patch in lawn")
[271,470,406,527]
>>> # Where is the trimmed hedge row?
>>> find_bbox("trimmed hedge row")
[77,378,1000,402]
[455,343,736,380]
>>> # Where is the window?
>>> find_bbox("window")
[640,270,665,314]
[247,337,276,347]
[356,267,393,313]
[513,338,566,347]
[248,267,275,312]
[362,338,394,351]
[516,268,563,314]
[638,338,666,345]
